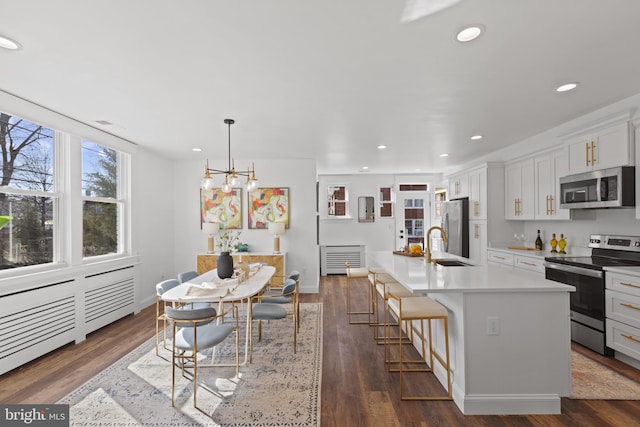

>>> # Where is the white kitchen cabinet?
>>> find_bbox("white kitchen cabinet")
[606,271,640,364]
[469,220,487,265]
[487,248,546,276]
[505,158,535,220]
[534,149,571,220]
[468,167,487,220]
[565,120,634,174]
[448,172,469,199]
[487,249,514,269]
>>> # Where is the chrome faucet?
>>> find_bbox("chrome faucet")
[426,226,448,264]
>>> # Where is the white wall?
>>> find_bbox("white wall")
[318,173,442,254]
[131,147,176,307]
[171,157,319,292]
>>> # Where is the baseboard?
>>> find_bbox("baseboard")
[456,393,561,415]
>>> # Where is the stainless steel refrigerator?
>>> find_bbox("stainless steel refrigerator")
[440,197,469,258]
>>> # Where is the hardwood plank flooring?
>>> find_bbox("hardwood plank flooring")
[1,275,639,426]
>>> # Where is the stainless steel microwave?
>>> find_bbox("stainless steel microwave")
[559,166,635,209]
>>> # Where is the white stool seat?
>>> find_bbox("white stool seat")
[388,296,447,319]
[347,267,369,277]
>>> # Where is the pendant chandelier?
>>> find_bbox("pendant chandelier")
[200,118,258,192]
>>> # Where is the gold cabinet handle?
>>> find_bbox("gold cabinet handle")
[585,142,590,166]
[591,141,596,165]
[520,261,537,267]
[622,334,640,344]
[546,195,550,215]
[620,282,640,289]
[621,302,640,312]
[494,255,505,260]
[474,200,479,217]
[549,195,554,215]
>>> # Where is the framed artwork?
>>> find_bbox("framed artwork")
[248,187,289,229]
[200,188,242,229]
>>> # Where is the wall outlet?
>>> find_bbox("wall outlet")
[487,317,500,336]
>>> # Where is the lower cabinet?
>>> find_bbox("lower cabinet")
[487,249,545,276]
[197,252,287,285]
[606,271,640,363]
[469,221,487,265]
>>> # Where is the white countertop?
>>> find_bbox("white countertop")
[488,244,591,258]
[367,251,574,294]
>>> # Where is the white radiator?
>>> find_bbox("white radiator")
[320,245,365,275]
[0,280,77,375]
[0,263,138,375]
[84,266,136,333]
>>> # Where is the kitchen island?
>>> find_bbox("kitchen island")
[368,251,575,415]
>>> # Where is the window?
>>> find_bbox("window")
[0,110,129,273]
[327,185,348,217]
[0,113,56,269]
[82,141,121,257]
[379,186,393,218]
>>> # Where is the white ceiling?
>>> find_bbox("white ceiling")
[1,0,640,175]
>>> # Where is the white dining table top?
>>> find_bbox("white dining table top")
[161,265,276,303]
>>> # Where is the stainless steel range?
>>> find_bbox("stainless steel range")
[544,234,640,355]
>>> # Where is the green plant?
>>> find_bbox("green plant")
[217,230,241,253]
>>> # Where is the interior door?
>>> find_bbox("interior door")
[395,193,430,251]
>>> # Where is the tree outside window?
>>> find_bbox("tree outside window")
[0,113,55,269]
[82,141,120,257]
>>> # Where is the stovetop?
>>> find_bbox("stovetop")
[544,255,640,270]
[544,234,640,271]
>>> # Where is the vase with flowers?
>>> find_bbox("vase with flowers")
[216,230,241,279]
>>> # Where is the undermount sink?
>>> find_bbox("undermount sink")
[434,258,471,267]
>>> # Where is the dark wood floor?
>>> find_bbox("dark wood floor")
[1,275,639,426]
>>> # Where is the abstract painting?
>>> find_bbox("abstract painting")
[200,188,242,229]
[248,187,289,229]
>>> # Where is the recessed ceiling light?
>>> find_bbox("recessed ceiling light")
[192,148,202,152]
[0,35,21,50]
[556,82,579,92]
[456,25,484,42]
[470,135,483,140]
[440,153,449,157]
[377,145,387,149]
[415,168,421,172]
[362,166,369,170]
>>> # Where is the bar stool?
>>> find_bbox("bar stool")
[374,273,414,358]
[367,267,386,330]
[345,262,372,324]
[386,293,452,401]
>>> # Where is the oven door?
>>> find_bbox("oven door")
[544,262,604,330]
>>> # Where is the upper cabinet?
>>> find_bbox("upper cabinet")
[448,173,469,199]
[468,167,487,220]
[534,149,571,220]
[563,117,634,174]
[505,158,535,220]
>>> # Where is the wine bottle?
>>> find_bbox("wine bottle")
[535,229,543,250]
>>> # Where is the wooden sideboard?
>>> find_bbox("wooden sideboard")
[196,252,287,286]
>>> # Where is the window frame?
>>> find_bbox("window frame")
[326,183,350,219]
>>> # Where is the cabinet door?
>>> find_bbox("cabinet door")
[505,163,522,220]
[469,220,487,265]
[448,173,469,199]
[520,159,535,219]
[468,168,487,220]
[567,137,592,174]
[594,122,631,170]
[534,155,553,219]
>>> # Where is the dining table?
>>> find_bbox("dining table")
[161,265,276,366]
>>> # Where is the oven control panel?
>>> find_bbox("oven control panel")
[589,234,640,251]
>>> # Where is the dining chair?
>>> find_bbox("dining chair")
[248,279,297,363]
[165,305,239,407]
[156,279,181,355]
[177,270,198,283]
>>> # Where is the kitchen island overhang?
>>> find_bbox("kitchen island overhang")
[368,251,575,415]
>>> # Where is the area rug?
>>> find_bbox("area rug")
[571,350,640,400]
[59,303,323,426]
